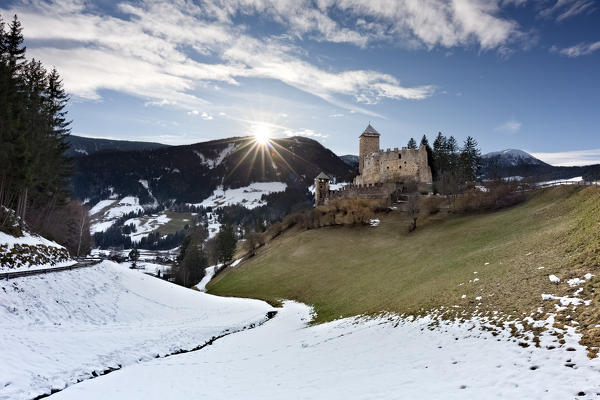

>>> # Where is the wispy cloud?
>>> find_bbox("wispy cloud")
[531,149,600,166]
[188,110,214,120]
[495,119,522,133]
[550,41,600,57]
[0,0,528,117]
[285,129,328,140]
[539,0,596,21]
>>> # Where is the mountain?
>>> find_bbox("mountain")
[481,149,600,181]
[482,149,548,167]
[73,135,355,206]
[339,154,359,169]
[65,135,169,157]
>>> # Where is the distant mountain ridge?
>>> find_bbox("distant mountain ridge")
[72,136,355,207]
[482,149,548,167]
[481,149,600,181]
[66,135,169,157]
[339,155,359,169]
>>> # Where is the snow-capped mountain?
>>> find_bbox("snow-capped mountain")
[482,149,548,167]
[481,148,600,181]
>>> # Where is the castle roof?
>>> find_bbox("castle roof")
[360,123,380,137]
[315,172,330,180]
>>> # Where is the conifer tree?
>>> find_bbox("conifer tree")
[420,135,435,178]
[0,15,71,228]
[432,132,447,175]
[459,136,482,182]
[407,137,417,149]
[216,223,237,264]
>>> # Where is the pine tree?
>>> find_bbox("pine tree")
[216,224,237,264]
[407,137,417,149]
[5,15,25,77]
[0,15,72,231]
[459,136,482,182]
[420,135,435,178]
[432,132,447,176]
[446,136,459,172]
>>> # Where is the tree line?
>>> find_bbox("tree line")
[408,133,482,194]
[173,223,237,287]
[0,15,91,255]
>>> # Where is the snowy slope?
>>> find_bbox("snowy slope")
[0,261,273,400]
[89,196,145,233]
[190,182,287,210]
[0,230,74,272]
[50,301,600,400]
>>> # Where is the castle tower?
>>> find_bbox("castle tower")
[359,124,380,174]
[314,172,330,206]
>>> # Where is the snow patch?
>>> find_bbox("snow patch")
[549,274,560,283]
[0,261,272,399]
[49,301,600,400]
[190,182,287,210]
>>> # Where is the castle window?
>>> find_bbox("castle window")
[398,154,402,159]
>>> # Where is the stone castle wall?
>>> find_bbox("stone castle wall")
[325,182,398,205]
[355,146,432,185]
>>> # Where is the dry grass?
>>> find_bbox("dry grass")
[208,186,600,354]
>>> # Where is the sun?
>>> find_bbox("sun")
[253,123,272,145]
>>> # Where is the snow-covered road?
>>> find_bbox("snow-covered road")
[51,301,600,399]
[0,261,273,400]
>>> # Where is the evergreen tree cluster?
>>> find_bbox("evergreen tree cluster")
[174,227,208,287]
[215,224,237,264]
[0,15,72,228]
[418,133,482,194]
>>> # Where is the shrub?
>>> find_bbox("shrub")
[454,183,525,213]
[421,196,444,215]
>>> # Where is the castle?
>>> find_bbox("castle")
[355,124,432,185]
[314,124,432,206]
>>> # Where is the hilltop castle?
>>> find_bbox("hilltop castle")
[354,124,432,185]
[314,124,432,206]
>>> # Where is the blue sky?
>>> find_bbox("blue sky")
[2,0,599,165]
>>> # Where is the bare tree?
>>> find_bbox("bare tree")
[406,194,421,232]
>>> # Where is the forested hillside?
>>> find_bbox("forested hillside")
[65,135,169,157]
[72,135,354,206]
[0,15,91,256]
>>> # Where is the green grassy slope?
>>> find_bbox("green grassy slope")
[208,187,600,346]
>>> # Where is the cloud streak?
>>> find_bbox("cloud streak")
[495,119,522,133]
[531,149,600,166]
[550,41,600,57]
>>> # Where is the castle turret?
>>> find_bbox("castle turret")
[314,172,330,206]
[359,124,380,174]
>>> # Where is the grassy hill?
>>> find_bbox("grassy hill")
[208,186,600,353]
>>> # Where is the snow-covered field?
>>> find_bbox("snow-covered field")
[191,182,287,210]
[89,196,145,233]
[0,261,272,400]
[50,301,600,400]
[538,176,584,186]
[123,213,171,243]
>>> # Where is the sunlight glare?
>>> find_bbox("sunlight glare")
[253,123,272,145]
